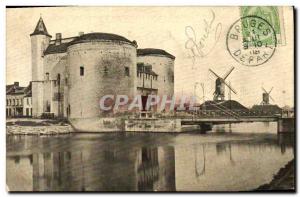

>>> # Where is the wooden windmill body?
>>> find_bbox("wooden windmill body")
[261,87,274,105]
[209,67,237,101]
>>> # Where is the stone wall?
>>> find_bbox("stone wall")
[125,119,181,132]
[67,41,137,119]
[69,117,125,132]
[31,35,51,117]
[43,53,67,117]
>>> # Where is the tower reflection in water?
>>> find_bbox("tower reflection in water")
[28,146,176,191]
[6,127,294,191]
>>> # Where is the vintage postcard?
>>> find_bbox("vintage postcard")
[6,6,295,192]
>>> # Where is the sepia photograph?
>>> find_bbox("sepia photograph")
[5,6,295,192]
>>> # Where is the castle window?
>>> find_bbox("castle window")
[125,67,130,76]
[80,67,84,76]
[57,74,61,86]
[46,101,51,112]
[104,66,108,75]
[45,72,49,81]
[68,104,71,116]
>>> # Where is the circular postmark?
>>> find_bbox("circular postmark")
[226,16,277,67]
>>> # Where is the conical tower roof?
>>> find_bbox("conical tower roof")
[30,17,52,37]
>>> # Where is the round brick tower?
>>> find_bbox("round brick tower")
[67,33,137,130]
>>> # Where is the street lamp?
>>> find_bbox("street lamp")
[193,82,200,119]
[200,83,205,111]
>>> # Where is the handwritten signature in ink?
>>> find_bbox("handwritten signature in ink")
[185,10,222,61]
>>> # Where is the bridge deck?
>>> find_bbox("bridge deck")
[181,116,278,125]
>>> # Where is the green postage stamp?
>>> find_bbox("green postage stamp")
[240,6,286,45]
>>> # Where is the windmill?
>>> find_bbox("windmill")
[261,87,274,105]
[209,67,237,101]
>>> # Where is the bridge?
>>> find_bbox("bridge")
[181,116,278,125]
[127,101,294,133]
[175,109,293,133]
[136,106,293,133]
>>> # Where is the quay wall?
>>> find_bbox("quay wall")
[277,118,295,133]
[125,119,182,132]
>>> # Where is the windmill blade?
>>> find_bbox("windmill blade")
[223,81,237,94]
[209,69,222,79]
[223,66,235,80]
[261,87,268,93]
[268,87,274,94]
[269,95,275,102]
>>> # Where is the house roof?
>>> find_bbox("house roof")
[24,82,32,97]
[24,91,32,97]
[44,42,70,55]
[44,32,135,55]
[251,104,282,111]
[69,32,134,46]
[7,86,26,95]
[137,63,158,76]
[6,84,14,93]
[199,100,249,111]
[30,17,52,37]
[139,69,158,76]
[137,48,175,60]
[6,82,31,96]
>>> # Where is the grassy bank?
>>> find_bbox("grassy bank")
[256,159,295,191]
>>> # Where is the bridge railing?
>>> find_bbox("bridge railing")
[196,110,281,117]
[118,109,282,120]
[157,110,282,119]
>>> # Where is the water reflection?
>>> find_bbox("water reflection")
[194,145,206,179]
[212,122,278,134]
[6,123,294,191]
[278,133,295,154]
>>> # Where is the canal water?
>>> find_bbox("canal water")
[6,122,294,191]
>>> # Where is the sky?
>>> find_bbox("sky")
[6,6,294,107]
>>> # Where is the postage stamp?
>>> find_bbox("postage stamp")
[226,16,277,67]
[240,6,286,45]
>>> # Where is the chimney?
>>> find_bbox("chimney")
[14,82,19,87]
[132,40,138,48]
[79,32,84,36]
[55,33,62,45]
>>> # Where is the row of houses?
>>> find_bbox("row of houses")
[6,82,32,117]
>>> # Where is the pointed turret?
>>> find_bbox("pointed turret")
[30,17,52,37]
[30,16,51,117]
